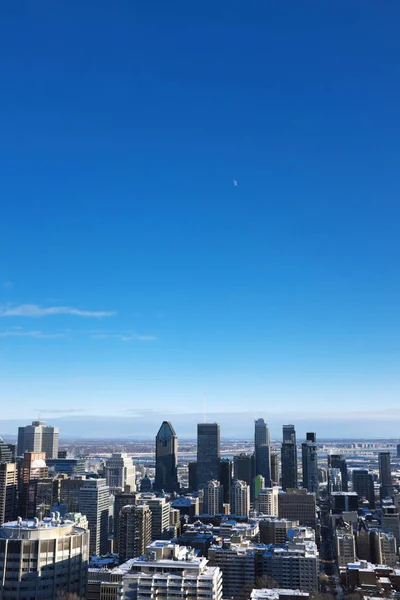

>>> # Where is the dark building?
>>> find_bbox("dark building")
[0,463,17,524]
[379,452,394,501]
[352,470,375,509]
[47,458,86,477]
[331,492,358,514]
[154,421,179,493]
[188,461,198,492]
[328,454,348,492]
[271,453,279,485]
[254,418,271,486]
[197,423,220,490]
[60,477,86,513]
[233,454,254,488]
[113,490,137,549]
[118,504,152,560]
[302,432,318,493]
[219,459,232,505]
[397,444,400,459]
[139,474,152,493]
[58,450,68,459]
[0,438,15,464]
[281,425,298,491]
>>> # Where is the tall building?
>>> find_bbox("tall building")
[118,504,152,560]
[114,489,137,548]
[262,536,319,592]
[328,454,348,491]
[219,459,232,505]
[301,432,318,493]
[255,418,271,486]
[17,421,59,459]
[208,543,256,599]
[271,453,280,485]
[0,438,15,464]
[197,423,220,490]
[278,489,317,529]
[60,476,85,513]
[18,452,49,518]
[233,453,255,487]
[0,516,89,599]
[231,479,250,517]
[122,541,223,600]
[257,486,279,516]
[281,425,298,490]
[79,478,110,556]
[397,443,400,459]
[352,470,375,508]
[379,451,394,501]
[154,421,179,493]
[335,528,357,567]
[188,461,198,492]
[204,480,223,516]
[105,452,136,492]
[381,505,400,544]
[144,497,171,540]
[0,463,17,525]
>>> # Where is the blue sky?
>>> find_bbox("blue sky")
[1,1,400,438]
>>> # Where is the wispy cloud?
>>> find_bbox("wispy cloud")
[91,332,156,342]
[0,330,68,339]
[36,408,85,414]
[0,304,116,318]
[2,282,13,289]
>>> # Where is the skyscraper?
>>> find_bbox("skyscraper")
[197,423,220,490]
[114,489,137,549]
[231,480,250,517]
[271,453,280,485]
[281,425,298,490]
[328,454,348,492]
[204,480,223,516]
[0,438,15,464]
[118,504,152,560]
[79,478,110,556]
[105,452,136,492]
[17,421,59,459]
[302,432,318,493]
[0,463,17,524]
[352,469,375,508]
[254,418,271,487]
[233,453,254,487]
[219,459,232,505]
[379,451,394,501]
[154,421,179,493]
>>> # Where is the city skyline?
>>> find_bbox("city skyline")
[1,2,400,429]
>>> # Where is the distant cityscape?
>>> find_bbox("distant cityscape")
[1,418,400,599]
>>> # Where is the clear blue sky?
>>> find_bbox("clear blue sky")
[1,1,400,437]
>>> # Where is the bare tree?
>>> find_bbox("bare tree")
[56,592,83,600]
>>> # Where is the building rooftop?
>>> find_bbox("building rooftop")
[251,589,310,600]
[1,516,87,540]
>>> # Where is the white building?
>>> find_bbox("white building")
[17,420,59,459]
[121,541,223,600]
[204,480,222,516]
[105,453,136,492]
[258,487,279,516]
[0,516,89,599]
[335,531,356,567]
[232,479,250,517]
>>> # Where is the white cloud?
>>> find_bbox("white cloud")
[91,332,156,342]
[0,330,68,339]
[0,304,116,318]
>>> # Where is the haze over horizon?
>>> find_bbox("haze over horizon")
[1,1,400,436]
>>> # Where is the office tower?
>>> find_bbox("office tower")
[47,457,86,476]
[171,496,199,518]
[79,478,110,556]
[105,452,136,492]
[233,453,255,487]
[60,476,85,513]
[25,477,59,519]
[154,421,179,493]
[197,423,220,490]
[114,489,137,548]
[204,480,223,516]
[335,529,356,567]
[281,425,298,490]
[208,543,256,599]
[140,474,152,492]
[145,497,171,540]
[0,438,15,464]
[254,474,265,501]
[259,517,299,544]
[328,468,342,493]
[255,418,271,486]
[328,454,348,491]
[122,541,223,600]
[257,487,279,516]
[262,537,319,592]
[397,443,400,459]
[18,452,49,518]
[379,451,394,501]
[188,461,198,491]
[271,452,279,485]
[381,505,400,544]
[0,515,89,599]
[330,492,359,514]
[0,463,17,524]
[352,469,375,508]
[17,420,59,459]
[219,459,232,505]
[278,489,317,528]
[301,432,318,493]
[231,479,250,517]
[118,504,152,560]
